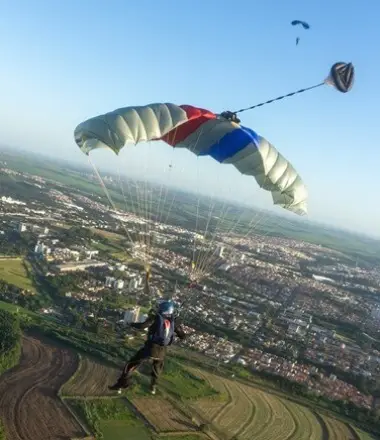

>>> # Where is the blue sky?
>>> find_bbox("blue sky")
[0,0,379,237]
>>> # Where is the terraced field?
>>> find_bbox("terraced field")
[321,414,358,440]
[189,368,370,440]
[56,355,374,440]
[132,397,197,433]
[62,356,119,396]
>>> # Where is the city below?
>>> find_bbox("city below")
[1,152,380,417]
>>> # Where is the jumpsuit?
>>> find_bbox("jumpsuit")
[118,314,186,388]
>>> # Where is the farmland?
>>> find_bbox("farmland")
[60,355,376,440]
[188,368,370,440]
[68,398,152,439]
[59,354,376,440]
[0,257,36,292]
[0,336,374,440]
[0,336,84,440]
[62,356,119,397]
[132,397,197,433]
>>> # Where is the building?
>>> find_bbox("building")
[129,277,141,291]
[18,222,27,233]
[105,276,116,288]
[114,279,125,290]
[34,242,51,258]
[124,306,141,324]
[85,250,99,260]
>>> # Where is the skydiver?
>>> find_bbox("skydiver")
[109,300,186,395]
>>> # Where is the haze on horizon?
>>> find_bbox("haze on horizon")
[0,0,379,238]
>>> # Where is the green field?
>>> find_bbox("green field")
[99,419,151,440]
[161,359,218,400]
[0,300,30,314]
[69,398,152,440]
[0,258,36,293]
[357,431,376,440]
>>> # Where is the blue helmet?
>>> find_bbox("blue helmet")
[158,300,175,317]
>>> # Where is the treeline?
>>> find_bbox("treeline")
[0,310,21,375]
[0,279,50,311]
[23,316,132,368]
[0,230,35,256]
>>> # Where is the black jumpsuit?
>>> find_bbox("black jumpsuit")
[119,314,186,387]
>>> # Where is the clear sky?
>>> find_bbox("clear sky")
[0,0,379,237]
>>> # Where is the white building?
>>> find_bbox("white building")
[129,278,138,291]
[114,279,125,290]
[124,306,141,324]
[85,250,99,260]
[34,242,51,258]
[18,222,27,232]
[105,276,116,287]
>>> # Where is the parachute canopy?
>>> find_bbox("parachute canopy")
[326,62,355,93]
[291,20,310,29]
[74,104,307,216]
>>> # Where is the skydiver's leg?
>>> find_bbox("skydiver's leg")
[109,345,150,390]
[149,344,166,394]
[150,358,164,394]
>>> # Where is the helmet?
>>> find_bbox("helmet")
[158,300,174,317]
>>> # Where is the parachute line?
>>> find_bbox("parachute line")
[234,83,324,114]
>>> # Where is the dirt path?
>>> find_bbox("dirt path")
[0,335,86,440]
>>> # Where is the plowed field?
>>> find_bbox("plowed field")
[0,335,85,440]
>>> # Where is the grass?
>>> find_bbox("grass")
[91,242,118,253]
[0,419,5,440]
[99,419,151,440]
[91,229,125,243]
[0,300,36,317]
[69,398,150,439]
[0,258,36,293]
[356,429,375,440]
[111,251,132,262]
[162,360,218,400]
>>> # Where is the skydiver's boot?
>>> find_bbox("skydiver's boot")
[108,375,130,393]
[150,378,157,395]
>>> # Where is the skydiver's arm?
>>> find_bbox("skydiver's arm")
[130,316,155,330]
[174,320,186,339]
